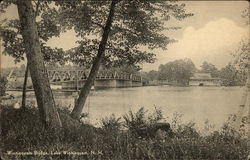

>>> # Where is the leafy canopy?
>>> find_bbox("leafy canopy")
[55,0,193,69]
[1,1,192,69]
[0,1,66,64]
[200,61,219,77]
[158,58,196,84]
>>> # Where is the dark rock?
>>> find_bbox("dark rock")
[135,122,174,139]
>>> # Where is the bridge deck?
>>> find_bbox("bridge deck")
[47,70,142,83]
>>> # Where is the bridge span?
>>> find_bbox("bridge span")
[47,70,142,89]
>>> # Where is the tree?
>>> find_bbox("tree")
[21,63,29,109]
[1,1,67,127]
[1,4,65,65]
[158,59,196,85]
[233,6,250,136]
[56,0,193,119]
[139,70,158,83]
[16,0,62,128]
[147,70,158,81]
[219,36,249,87]
[70,0,118,119]
[233,39,250,83]
[219,63,243,86]
[200,61,219,77]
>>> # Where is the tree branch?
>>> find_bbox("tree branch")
[34,0,41,17]
[91,20,105,29]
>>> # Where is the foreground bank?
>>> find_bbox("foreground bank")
[1,105,248,160]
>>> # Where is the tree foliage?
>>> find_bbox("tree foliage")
[147,70,159,81]
[59,0,193,119]
[158,58,196,85]
[233,39,250,76]
[56,0,193,69]
[0,1,66,64]
[200,61,219,77]
[0,0,64,128]
[219,63,244,86]
[1,0,193,120]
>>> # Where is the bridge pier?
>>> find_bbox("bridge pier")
[132,81,143,87]
[94,79,133,88]
[116,80,132,88]
[62,80,86,90]
[94,79,116,88]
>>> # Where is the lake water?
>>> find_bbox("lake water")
[7,86,246,130]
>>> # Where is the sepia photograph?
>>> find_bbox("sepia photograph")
[0,0,249,159]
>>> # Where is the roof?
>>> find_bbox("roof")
[190,73,220,80]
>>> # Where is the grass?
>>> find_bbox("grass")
[0,105,248,160]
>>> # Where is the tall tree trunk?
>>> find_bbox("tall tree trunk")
[17,0,62,128]
[21,63,29,109]
[71,0,118,119]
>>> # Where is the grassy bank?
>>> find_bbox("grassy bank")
[0,105,248,160]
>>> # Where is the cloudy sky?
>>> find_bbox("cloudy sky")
[1,1,249,71]
[142,1,249,71]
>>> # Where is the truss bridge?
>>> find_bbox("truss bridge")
[47,70,142,89]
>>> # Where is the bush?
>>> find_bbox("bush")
[123,107,166,137]
[1,105,98,160]
[1,106,248,160]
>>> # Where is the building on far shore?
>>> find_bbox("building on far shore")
[189,73,221,86]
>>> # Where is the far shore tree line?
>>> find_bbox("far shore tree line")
[2,56,247,89]
[141,58,249,86]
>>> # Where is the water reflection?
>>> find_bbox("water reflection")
[8,86,244,129]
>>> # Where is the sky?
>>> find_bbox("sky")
[1,1,249,71]
[141,1,249,71]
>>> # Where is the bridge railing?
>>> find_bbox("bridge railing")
[131,75,142,82]
[47,70,142,82]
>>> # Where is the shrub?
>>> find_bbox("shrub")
[123,107,167,137]
[1,105,98,160]
[123,107,148,134]
[1,105,248,160]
